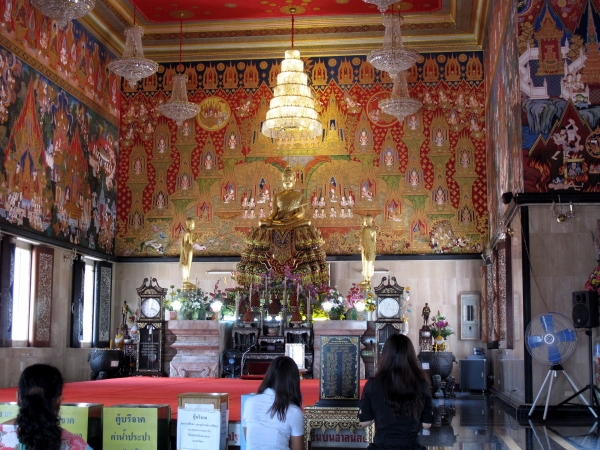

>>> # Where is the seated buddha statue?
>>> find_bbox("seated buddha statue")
[259,166,310,229]
[237,165,329,288]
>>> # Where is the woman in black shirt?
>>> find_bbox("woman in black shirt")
[359,334,433,450]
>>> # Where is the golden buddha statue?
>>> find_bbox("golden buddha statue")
[180,217,196,291]
[237,165,328,287]
[358,214,377,290]
[259,166,310,229]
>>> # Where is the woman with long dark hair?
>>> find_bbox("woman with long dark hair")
[242,356,303,450]
[359,334,433,450]
[0,364,92,450]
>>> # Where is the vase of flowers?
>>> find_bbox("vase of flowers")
[319,286,346,320]
[177,288,212,320]
[430,311,455,351]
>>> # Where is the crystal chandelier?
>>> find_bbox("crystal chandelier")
[362,0,398,13]
[368,14,419,78]
[32,0,95,28]
[157,15,200,128]
[262,8,322,141]
[108,25,158,89]
[379,70,422,121]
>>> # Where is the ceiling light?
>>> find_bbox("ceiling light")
[379,70,422,121]
[262,8,322,142]
[362,0,398,13]
[32,0,95,28]
[108,26,158,89]
[367,14,419,78]
[157,14,200,127]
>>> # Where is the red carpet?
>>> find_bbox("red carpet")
[0,378,367,422]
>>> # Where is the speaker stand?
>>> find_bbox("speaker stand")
[554,328,600,418]
[528,364,596,421]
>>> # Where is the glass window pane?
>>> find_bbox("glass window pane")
[82,261,94,344]
[12,247,31,343]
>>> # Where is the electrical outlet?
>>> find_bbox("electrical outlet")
[565,390,574,397]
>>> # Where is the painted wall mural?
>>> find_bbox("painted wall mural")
[116,52,488,257]
[0,0,120,121]
[486,0,523,238]
[519,0,600,193]
[0,43,119,253]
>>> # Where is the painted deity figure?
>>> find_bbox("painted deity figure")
[435,187,445,206]
[434,128,445,146]
[359,129,369,147]
[409,170,419,188]
[133,158,143,175]
[228,131,237,150]
[384,148,394,169]
[204,153,214,170]
[408,114,419,130]
[460,150,470,168]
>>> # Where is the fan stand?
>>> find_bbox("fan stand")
[554,328,600,418]
[528,363,596,421]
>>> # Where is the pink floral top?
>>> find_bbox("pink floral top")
[0,424,92,449]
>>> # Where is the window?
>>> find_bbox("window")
[0,239,55,348]
[11,243,32,346]
[81,259,95,346]
[71,257,112,348]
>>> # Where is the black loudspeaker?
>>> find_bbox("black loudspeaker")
[572,291,599,328]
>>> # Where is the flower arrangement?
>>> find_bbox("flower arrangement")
[430,311,455,339]
[177,287,212,320]
[318,286,346,318]
[586,267,600,295]
[364,291,376,312]
[345,283,364,310]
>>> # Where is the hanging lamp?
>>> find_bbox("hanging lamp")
[362,0,398,13]
[108,1,158,89]
[32,0,95,28]
[157,14,201,128]
[367,14,418,78]
[262,8,322,142]
[379,70,422,121]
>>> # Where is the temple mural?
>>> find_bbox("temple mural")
[486,0,522,238]
[116,52,488,257]
[519,0,600,194]
[0,0,120,121]
[0,43,119,253]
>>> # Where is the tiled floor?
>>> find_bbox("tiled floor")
[422,394,600,450]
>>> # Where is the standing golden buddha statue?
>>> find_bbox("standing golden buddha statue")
[237,166,328,286]
[358,214,377,291]
[180,217,196,291]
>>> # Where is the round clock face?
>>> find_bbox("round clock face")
[379,297,400,318]
[141,298,160,318]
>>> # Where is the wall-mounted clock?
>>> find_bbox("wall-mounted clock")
[135,278,168,377]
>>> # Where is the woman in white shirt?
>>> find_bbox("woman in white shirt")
[242,356,303,450]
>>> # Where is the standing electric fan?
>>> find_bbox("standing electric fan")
[221,349,242,378]
[526,312,596,420]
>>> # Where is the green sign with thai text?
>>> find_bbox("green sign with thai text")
[103,405,171,450]
[0,403,18,424]
[60,405,91,441]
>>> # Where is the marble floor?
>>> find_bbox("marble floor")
[420,393,600,450]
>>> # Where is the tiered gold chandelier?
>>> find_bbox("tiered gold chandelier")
[108,2,158,90]
[157,14,200,128]
[362,0,399,13]
[262,8,322,142]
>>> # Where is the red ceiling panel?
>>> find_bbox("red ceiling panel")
[137,0,443,24]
